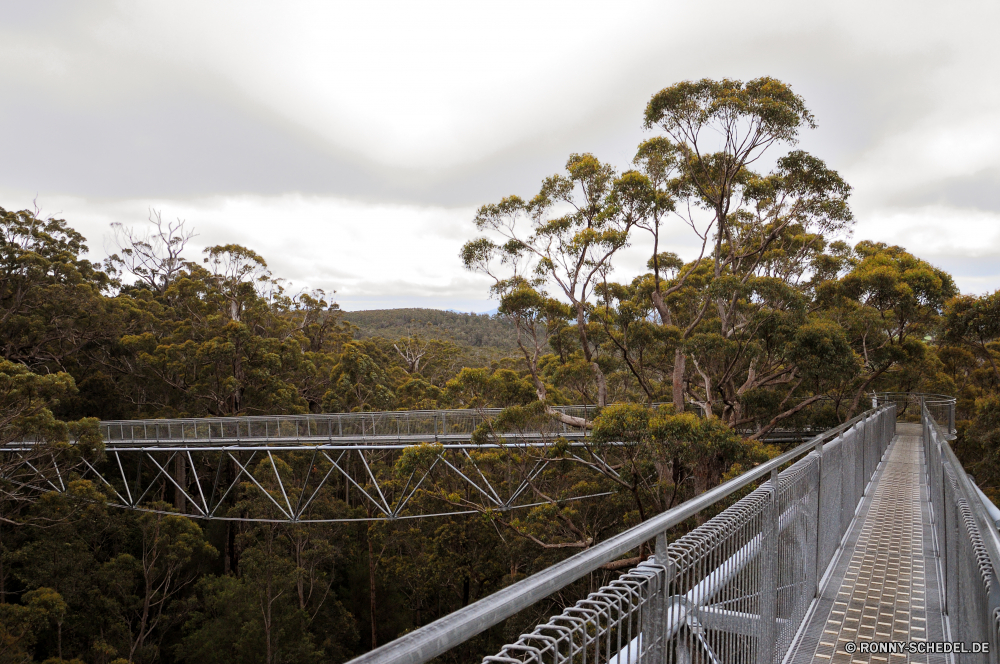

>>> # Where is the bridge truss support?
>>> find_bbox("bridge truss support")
[2,406,620,523]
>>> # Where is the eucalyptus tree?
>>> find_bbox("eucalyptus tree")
[462,154,635,418]
[0,207,118,377]
[947,288,1000,494]
[121,251,307,418]
[823,241,957,417]
[631,78,855,426]
[107,209,196,296]
[943,289,1000,385]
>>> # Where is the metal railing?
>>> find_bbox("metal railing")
[93,405,600,447]
[923,400,1000,661]
[877,391,956,435]
[41,401,822,450]
[348,405,897,664]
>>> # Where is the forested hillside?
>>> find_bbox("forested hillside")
[342,308,530,367]
[343,308,516,350]
[1,78,998,664]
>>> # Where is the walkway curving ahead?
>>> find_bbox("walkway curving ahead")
[789,423,950,663]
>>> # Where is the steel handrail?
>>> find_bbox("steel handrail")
[877,391,957,434]
[345,406,884,664]
[925,402,1000,580]
[880,391,956,404]
[971,481,1000,530]
[923,401,1000,659]
[96,404,614,427]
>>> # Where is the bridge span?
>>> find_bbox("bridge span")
[4,405,603,522]
[3,403,833,523]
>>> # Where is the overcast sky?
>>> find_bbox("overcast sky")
[2,0,998,311]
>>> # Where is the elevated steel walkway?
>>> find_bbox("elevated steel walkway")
[347,395,1000,664]
[1,403,834,523]
[787,423,948,662]
[2,406,604,523]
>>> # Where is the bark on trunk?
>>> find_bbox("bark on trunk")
[0,525,5,604]
[672,348,686,414]
[368,532,377,649]
[575,303,607,407]
[594,362,608,408]
[173,454,186,511]
[228,521,238,576]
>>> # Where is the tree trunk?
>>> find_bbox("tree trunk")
[651,290,671,326]
[575,303,607,407]
[0,524,5,604]
[594,362,608,407]
[228,521,239,576]
[173,454,186,511]
[672,348,686,413]
[368,531,377,649]
[264,575,274,664]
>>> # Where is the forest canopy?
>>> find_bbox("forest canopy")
[1,78,998,664]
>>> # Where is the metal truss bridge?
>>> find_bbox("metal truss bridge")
[5,405,614,523]
[2,401,864,525]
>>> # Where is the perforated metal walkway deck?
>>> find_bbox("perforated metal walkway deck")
[788,423,950,663]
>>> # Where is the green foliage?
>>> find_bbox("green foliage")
[962,396,1000,498]
[0,360,74,446]
[644,77,815,143]
[943,291,1000,388]
[0,587,66,664]
[591,404,651,443]
[343,308,521,352]
[785,318,859,383]
[0,208,114,374]
[324,341,397,412]
[446,367,536,409]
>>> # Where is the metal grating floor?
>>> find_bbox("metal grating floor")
[786,423,949,663]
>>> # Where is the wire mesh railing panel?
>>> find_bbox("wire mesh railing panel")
[484,561,667,664]
[93,404,604,446]
[667,484,773,664]
[817,433,844,575]
[957,496,992,663]
[994,608,1000,662]
[943,464,961,621]
[922,401,1000,661]
[775,456,820,658]
[839,427,859,536]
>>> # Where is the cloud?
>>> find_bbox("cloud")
[2,189,499,310]
[0,0,998,304]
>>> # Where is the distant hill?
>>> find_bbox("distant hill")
[342,308,522,350]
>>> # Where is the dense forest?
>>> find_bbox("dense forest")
[2,78,999,664]
[343,308,516,350]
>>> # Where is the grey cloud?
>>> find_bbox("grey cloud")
[923,254,1000,279]
[3,0,1000,304]
[890,169,1000,212]
[0,88,382,199]
[0,3,960,205]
